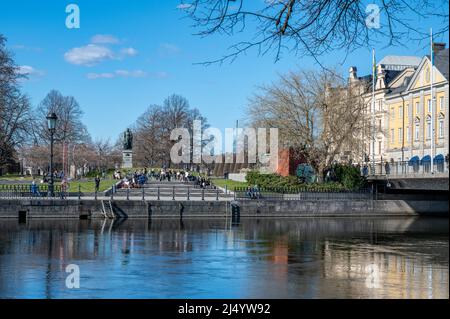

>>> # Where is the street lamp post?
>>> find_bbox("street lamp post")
[46,113,57,197]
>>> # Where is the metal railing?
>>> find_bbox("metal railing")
[0,184,63,198]
[234,187,373,201]
[365,160,449,177]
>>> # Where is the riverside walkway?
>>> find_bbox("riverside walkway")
[0,180,236,201]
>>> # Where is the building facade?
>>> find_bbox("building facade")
[384,46,449,171]
[348,44,449,173]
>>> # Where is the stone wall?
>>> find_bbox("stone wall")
[0,198,447,219]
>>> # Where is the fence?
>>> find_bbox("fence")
[234,187,373,201]
[0,184,63,198]
[367,160,449,177]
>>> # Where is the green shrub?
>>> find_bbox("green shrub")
[246,169,365,191]
[333,164,366,190]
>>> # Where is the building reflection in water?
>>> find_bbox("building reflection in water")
[0,217,447,298]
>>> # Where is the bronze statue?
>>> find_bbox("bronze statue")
[122,128,133,150]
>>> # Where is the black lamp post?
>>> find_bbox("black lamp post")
[46,112,57,197]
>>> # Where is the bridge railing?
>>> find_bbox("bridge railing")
[364,160,449,177]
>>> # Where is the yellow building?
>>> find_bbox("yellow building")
[348,44,449,173]
[384,44,448,172]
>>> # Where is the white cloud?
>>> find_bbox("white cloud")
[176,3,193,9]
[153,71,170,79]
[159,43,180,57]
[87,69,148,79]
[64,44,115,66]
[91,34,120,44]
[115,69,147,77]
[120,47,138,57]
[17,65,45,79]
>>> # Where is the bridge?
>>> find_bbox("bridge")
[362,159,449,191]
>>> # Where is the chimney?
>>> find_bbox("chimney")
[348,66,358,83]
[433,42,446,54]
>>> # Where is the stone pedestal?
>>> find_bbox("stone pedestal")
[122,150,133,169]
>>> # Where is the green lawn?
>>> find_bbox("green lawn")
[211,178,248,191]
[64,179,117,193]
[0,177,118,193]
[0,175,34,181]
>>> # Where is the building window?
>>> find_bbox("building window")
[391,129,395,144]
[391,107,395,119]
[399,105,403,119]
[378,119,382,130]
[398,128,403,142]
[440,97,444,111]
[406,104,409,119]
[439,120,444,138]
[406,126,410,142]
[378,141,382,155]
[415,102,420,114]
[415,124,420,141]
[427,99,432,113]
[426,121,431,140]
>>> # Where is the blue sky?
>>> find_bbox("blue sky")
[0,0,448,141]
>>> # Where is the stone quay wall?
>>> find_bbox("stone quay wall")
[0,198,447,219]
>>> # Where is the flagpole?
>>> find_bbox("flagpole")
[371,49,376,175]
[430,28,434,173]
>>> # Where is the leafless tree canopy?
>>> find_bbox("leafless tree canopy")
[247,69,368,176]
[181,0,449,64]
[35,90,91,145]
[133,94,209,168]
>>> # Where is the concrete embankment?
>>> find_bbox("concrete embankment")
[0,198,447,219]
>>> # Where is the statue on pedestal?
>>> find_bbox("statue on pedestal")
[122,129,133,169]
[122,128,133,150]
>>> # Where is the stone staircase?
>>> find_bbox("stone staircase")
[114,181,233,200]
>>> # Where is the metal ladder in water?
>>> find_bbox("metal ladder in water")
[101,200,115,219]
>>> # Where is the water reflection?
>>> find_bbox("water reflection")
[0,217,447,299]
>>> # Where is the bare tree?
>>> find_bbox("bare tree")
[181,0,449,64]
[247,69,368,179]
[35,90,90,145]
[92,138,120,171]
[0,35,33,167]
[132,94,210,168]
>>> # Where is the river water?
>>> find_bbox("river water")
[0,217,448,299]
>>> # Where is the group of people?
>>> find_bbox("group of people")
[30,175,72,199]
[195,176,212,189]
[121,170,148,189]
[147,169,193,183]
[246,185,261,199]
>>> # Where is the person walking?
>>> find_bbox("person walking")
[362,164,369,177]
[31,179,41,197]
[95,175,101,193]
[385,161,391,175]
[60,178,69,199]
